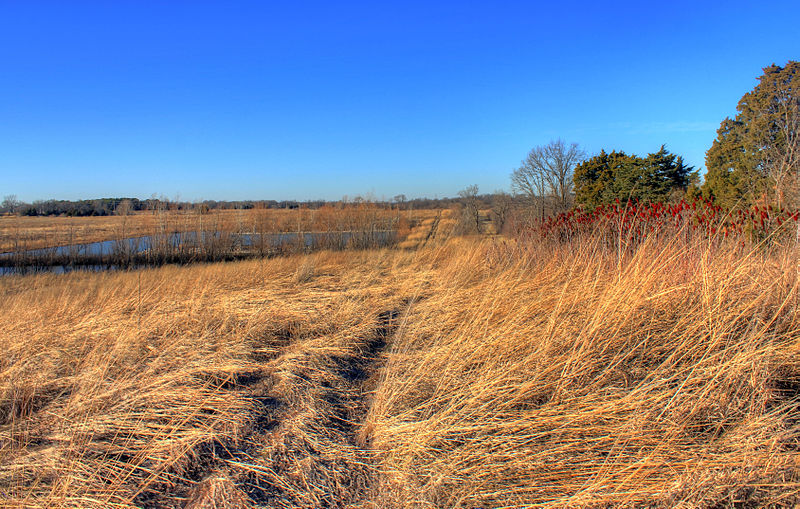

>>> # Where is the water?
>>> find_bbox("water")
[0,264,114,276]
[0,230,396,275]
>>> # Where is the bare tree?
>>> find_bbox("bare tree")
[116,199,133,216]
[511,155,546,220]
[2,194,20,214]
[511,139,586,216]
[490,191,512,234]
[458,184,482,233]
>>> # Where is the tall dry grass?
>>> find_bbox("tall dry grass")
[367,233,800,507]
[2,224,799,508]
[0,250,423,508]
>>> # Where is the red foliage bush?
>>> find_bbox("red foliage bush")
[522,198,800,247]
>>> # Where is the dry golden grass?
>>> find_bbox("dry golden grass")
[396,210,457,250]
[368,235,800,507]
[1,228,799,508]
[0,250,425,508]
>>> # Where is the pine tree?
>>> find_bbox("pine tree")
[573,147,691,208]
[703,61,799,208]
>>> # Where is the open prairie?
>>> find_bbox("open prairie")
[4,2,798,507]
[2,224,799,508]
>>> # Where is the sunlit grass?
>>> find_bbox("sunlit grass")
[2,226,799,507]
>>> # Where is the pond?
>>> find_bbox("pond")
[0,230,397,275]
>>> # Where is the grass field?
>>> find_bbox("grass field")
[1,225,799,507]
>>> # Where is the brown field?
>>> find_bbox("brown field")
[0,207,443,253]
[1,227,799,507]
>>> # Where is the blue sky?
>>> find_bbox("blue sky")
[1,1,798,202]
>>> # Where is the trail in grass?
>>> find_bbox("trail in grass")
[422,210,441,247]
[174,306,404,509]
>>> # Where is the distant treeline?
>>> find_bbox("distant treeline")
[0,194,514,217]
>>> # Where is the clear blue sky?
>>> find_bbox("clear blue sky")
[1,1,798,202]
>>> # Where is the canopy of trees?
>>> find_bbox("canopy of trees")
[10,198,146,217]
[703,61,799,209]
[0,194,512,217]
[573,146,693,208]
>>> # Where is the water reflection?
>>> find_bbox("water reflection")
[0,230,396,275]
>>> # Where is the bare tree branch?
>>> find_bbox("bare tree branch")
[511,140,585,217]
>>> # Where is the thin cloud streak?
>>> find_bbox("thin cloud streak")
[608,121,719,134]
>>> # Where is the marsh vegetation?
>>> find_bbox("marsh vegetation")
[0,206,441,274]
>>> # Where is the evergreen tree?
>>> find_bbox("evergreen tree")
[573,147,691,208]
[703,61,799,208]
